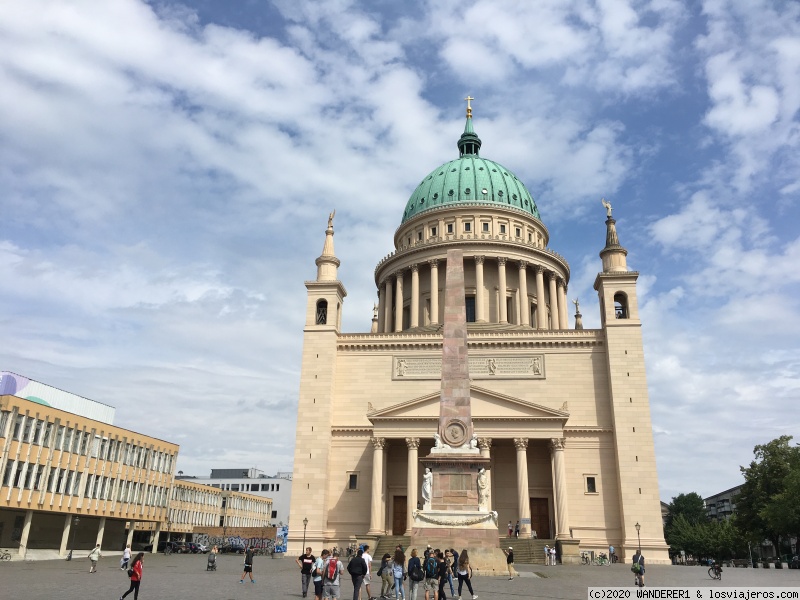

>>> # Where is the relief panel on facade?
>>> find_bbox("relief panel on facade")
[392,354,545,380]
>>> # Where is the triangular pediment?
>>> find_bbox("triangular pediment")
[367,385,569,423]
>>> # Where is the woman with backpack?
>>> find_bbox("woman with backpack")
[379,553,393,598]
[119,552,144,600]
[407,549,422,600]
[391,549,407,600]
[456,550,477,600]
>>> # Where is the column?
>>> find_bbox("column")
[18,509,33,557]
[518,261,530,326]
[514,438,532,536]
[59,514,72,557]
[550,438,570,540]
[150,524,161,553]
[378,284,386,333]
[498,257,508,323]
[95,516,106,549]
[405,437,420,535]
[548,272,560,330]
[410,264,420,328]
[429,260,439,325]
[367,437,386,535]
[126,526,135,548]
[394,271,404,332]
[558,278,568,331]
[535,266,546,329]
[384,279,393,333]
[475,256,485,322]
[478,438,492,510]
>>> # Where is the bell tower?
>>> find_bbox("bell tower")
[593,200,669,561]
[288,211,347,552]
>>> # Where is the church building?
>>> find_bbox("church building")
[288,104,669,563]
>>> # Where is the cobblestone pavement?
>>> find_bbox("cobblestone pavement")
[0,554,799,600]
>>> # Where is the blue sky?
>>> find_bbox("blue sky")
[1,0,799,502]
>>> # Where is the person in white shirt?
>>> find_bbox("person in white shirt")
[361,544,374,600]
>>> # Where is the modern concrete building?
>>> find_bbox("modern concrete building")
[177,468,290,525]
[288,105,670,563]
[0,392,178,557]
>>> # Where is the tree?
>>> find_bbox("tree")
[735,435,800,552]
[666,492,707,530]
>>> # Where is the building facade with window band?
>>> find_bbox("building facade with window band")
[289,107,669,563]
[0,393,178,557]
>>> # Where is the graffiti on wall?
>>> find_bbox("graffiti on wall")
[193,533,277,552]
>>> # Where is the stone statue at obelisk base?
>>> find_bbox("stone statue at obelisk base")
[411,249,508,575]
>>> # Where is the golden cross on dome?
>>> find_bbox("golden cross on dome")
[464,95,474,118]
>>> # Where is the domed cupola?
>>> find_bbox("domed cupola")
[401,104,541,225]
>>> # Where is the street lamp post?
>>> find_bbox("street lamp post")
[302,517,309,553]
[66,515,80,561]
[635,522,641,553]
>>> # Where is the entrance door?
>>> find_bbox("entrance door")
[392,496,407,535]
[529,498,550,538]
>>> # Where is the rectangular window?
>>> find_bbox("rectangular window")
[0,411,9,436]
[585,475,597,494]
[347,473,358,490]
[528,233,532,242]
[515,227,521,237]
[3,460,15,486]
[482,222,489,232]
[465,296,476,323]
[417,232,422,241]
[55,425,65,450]
[32,420,43,444]
[12,415,23,440]
[447,223,454,234]
[231,484,239,491]
[261,484,269,491]
[276,484,279,491]
[271,510,277,519]
[24,463,36,489]
[431,226,437,236]
[22,417,33,442]
[499,224,506,234]
[13,462,25,487]
[43,422,53,448]
[464,222,471,232]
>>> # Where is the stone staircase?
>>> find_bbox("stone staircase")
[500,536,554,565]
[373,535,411,560]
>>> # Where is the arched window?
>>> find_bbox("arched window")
[316,299,328,325]
[614,292,628,319]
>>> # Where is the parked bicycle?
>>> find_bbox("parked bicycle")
[596,552,610,566]
[0,549,12,561]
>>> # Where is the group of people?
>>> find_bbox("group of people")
[542,544,557,565]
[297,544,478,600]
[506,521,520,538]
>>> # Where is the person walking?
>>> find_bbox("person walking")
[423,548,439,600]
[391,549,406,600]
[88,544,101,573]
[503,546,514,580]
[120,544,131,570]
[514,521,520,538]
[361,544,374,600]
[444,550,455,597]
[297,547,317,597]
[240,545,256,583]
[347,549,369,600]
[507,521,513,537]
[314,549,330,600]
[436,551,450,600]
[379,553,393,598]
[407,548,422,600]
[456,549,477,600]
[119,552,144,600]
[632,549,645,587]
[550,546,557,566]
[322,549,344,600]
[543,544,550,566]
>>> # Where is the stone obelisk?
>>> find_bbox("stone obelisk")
[438,248,473,447]
[413,249,500,557]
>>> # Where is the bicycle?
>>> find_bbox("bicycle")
[0,549,11,561]
[708,564,722,580]
[581,552,592,565]
[595,553,610,566]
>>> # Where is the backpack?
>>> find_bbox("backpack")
[424,556,437,578]
[324,558,339,582]
[347,557,364,576]
[409,561,424,582]
[631,556,643,573]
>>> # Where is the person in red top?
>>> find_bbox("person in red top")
[120,552,144,600]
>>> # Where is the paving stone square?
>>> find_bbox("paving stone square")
[1,555,799,600]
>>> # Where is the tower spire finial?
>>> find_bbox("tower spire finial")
[464,95,474,118]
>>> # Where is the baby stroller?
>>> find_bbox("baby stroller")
[207,552,217,571]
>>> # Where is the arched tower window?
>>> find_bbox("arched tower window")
[316,299,328,325]
[614,292,628,319]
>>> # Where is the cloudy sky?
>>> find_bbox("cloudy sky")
[1,0,798,502]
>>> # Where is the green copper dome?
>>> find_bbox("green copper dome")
[401,115,541,224]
